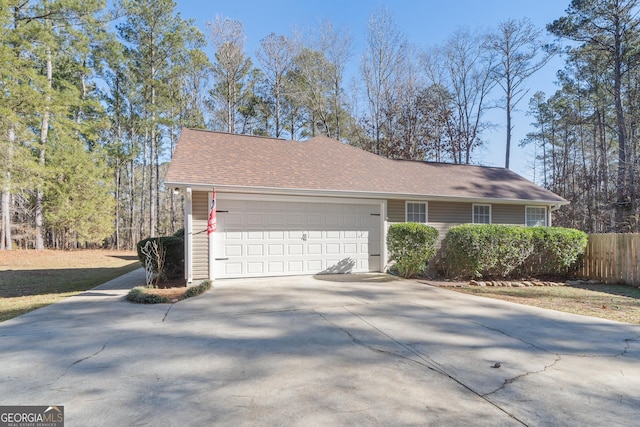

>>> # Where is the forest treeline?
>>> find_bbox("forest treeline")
[1,0,639,250]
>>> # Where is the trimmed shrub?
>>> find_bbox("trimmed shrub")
[387,222,439,278]
[136,235,184,280]
[443,224,534,279]
[126,287,171,304]
[442,224,588,279]
[518,227,588,277]
[184,280,212,299]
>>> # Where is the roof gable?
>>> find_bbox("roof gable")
[165,128,567,204]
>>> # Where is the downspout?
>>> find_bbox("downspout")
[381,200,388,272]
[185,187,193,284]
[549,204,561,227]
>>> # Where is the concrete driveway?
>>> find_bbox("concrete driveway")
[1,270,639,426]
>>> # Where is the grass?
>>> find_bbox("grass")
[0,249,140,322]
[449,282,640,324]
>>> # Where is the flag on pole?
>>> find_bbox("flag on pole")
[207,191,217,235]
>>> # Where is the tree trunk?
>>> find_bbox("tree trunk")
[613,16,628,231]
[1,126,15,250]
[505,92,512,169]
[35,46,53,250]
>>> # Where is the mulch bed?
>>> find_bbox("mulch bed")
[143,277,188,301]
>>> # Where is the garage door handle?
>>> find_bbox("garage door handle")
[215,258,229,261]
[302,233,307,241]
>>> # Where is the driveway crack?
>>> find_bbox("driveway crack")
[58,343,108,379]
[621,335,640,359]
[483,354,562,397]
[162,304,174,322]
[315,308,529,426]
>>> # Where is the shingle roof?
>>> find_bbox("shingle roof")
[165,128,567,204]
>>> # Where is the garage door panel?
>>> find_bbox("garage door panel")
[307,215,322,226]
[225,245,242,257]
[344,243,357,254]
[247,231,264,239]
[268,261,284,273]
[267,213,285,225]
[246,244,263,256]
[326,215,340,226]
[288,244,303,255]
[215,199,381,278]
[268,244,284,255]
[307,243,322,254]
[325,243,340,254]
[307,230,322,239]
[288,260,303,272]
[288,230,304,239]
[288,213,305,225]
[247,262,263,274]
[225,230,243,240]
[326,230,340,239]
[225,262,243,276]
[267,230,284,239]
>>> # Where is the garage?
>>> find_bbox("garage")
[167,129,567,283]
[211,195,384,279]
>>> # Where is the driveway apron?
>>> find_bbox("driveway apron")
[0,271,638,426]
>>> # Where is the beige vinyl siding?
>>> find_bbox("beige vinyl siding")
[387,200,526,247]
[427,201,472,247]
[387,199,405,222]
[493,204,525,225]
[192,191,209,280]
[428,201,472,223]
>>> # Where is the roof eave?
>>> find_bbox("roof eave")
[165,181,569,206]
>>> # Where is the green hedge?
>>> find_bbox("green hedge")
[442,224,587,279]
[387,222,439,278]
[518,227,588,277]
[184,280,212,298]
[136,235,184,280]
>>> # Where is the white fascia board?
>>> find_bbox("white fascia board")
[167,182,568,206]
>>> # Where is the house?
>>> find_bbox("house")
[165,128,568,282]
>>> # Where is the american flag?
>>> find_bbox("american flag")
[207,191,217,235]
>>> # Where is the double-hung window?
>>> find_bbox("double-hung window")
[406,202,427,223]
[473,204,491,224]
[526,206,547,227]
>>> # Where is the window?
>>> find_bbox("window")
[526,206,547,227]
[473,204,491,224]
[406,202,427,223]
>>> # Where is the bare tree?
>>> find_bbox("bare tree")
[207,16,251,133]
[425,30,496,164]
[360,7,406,156]
[318,20,352,140]
[485,17,556,169]
[256,33,296,138]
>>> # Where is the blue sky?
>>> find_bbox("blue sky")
[174,0,571,181]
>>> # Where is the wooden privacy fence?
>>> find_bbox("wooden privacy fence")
[579,234,640,287]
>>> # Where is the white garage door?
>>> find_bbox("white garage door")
[213,198,382,278]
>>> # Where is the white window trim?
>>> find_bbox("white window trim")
[525,206,548,227]
[405,201,428,223]
[472,203,492,224]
